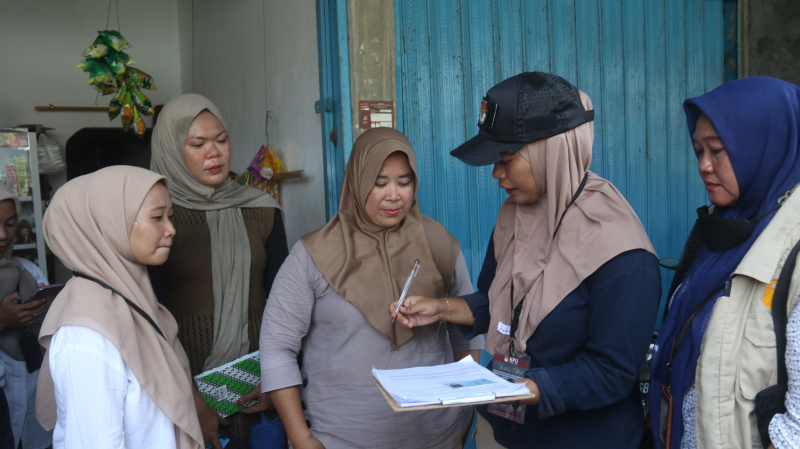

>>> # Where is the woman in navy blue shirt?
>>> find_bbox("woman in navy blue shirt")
[391,72,661,448]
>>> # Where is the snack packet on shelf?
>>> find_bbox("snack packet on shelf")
[91,82,119,95]
[126,67,156,90]
[132,107,146,137]
[81,43,108,59]
[247,145,268,181]
[98,30,130,51]
[111,49,135,66]
[14,157,29,197]
[129,82,154,115]
[104,54,126,75]
[5,165,17,196]
[107,81,127,120]
[79,59,115,85]
[269,146,287,173]
[121,92,134,132]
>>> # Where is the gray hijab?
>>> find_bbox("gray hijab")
[151,93,280,370]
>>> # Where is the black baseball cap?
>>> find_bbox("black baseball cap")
[451,72,595,166]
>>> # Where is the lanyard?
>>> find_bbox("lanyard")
[508,282,523,356]
[506,172,589,356]
[72,271,166,341]
[665,277,732,375]
[552,172,588,238]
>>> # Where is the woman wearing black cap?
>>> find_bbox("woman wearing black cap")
[391,72,661,448]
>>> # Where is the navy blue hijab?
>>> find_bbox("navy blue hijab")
[650,76,800,448]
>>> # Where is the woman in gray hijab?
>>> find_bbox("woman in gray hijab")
[150,93,289,446]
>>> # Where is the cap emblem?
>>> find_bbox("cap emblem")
[478,97,497,130]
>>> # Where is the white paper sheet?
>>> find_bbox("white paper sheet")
[372,356,530,407]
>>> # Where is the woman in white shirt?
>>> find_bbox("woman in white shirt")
[35,166,204,449]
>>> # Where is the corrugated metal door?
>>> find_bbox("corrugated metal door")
[395,0,726,319]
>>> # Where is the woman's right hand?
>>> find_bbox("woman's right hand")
[390,295,443,328]
[0,292,48,332]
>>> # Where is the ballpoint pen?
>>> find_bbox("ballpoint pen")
[392,259,420,322]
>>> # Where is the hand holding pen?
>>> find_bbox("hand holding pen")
[392,259,420,323]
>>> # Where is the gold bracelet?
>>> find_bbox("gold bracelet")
[436,297,451,342]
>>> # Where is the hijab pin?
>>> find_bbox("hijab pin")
[778,186,797,206]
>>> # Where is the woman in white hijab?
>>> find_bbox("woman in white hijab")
[36,165,203,448]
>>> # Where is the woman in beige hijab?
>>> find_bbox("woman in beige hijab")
[394,72,661,448]
[150,94,289,444]
[35,165,203,448]
[260,127,483,448]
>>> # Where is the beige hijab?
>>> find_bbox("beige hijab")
[302,128,459,349]
[0,182,38,360]
[36,166,203,448]
[151,93,280,370]
[486,92,656,356]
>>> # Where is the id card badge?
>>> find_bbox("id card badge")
[659,384,673,448]
[487,353,531,424]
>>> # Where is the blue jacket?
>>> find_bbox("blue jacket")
[459,235,661,448]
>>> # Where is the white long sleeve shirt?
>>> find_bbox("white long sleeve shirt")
[770,302,800,448]
[49,325,177,449]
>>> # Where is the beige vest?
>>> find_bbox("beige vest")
[695,189,800,449]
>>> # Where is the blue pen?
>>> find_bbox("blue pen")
[392,259,420,322]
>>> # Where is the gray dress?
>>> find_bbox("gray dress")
[260,241,484,449]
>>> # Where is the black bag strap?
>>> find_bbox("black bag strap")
[72,271,166,341]
[771,237,800,386]
[553,172,589,238]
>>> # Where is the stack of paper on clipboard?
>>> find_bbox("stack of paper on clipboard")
[372,356,532,410]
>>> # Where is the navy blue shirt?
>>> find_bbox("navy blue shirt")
[459,236,661,448]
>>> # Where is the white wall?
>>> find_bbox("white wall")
[0,0,185,157]
[192,0,326,245]
[1,0,326,248]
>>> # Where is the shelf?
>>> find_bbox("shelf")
[272,170,304,182]
[0,130,48,280]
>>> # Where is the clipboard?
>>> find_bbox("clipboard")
[373,377,537,412]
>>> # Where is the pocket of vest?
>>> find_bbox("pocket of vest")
[739,306,777,400]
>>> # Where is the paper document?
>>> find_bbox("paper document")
[194,351,261,418]
[372,356,530,408]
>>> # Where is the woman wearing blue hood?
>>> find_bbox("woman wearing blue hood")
[649,76,800,449]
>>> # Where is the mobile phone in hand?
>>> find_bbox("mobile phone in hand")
[21,284,64,304]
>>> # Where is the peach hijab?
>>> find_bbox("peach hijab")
[486,92,656,356]
[36,166,202,448]
[302,128,459,349]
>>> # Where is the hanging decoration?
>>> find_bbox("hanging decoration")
[77,29,156,139]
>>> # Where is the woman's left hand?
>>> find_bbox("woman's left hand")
[237,382,274,413]
[512,378,540,405]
